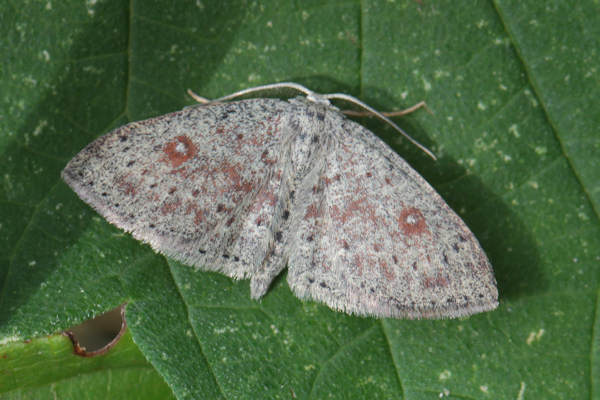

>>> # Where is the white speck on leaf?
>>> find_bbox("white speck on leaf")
[33,120,48,136]
[527,181,539,190]
[86,0,97,16]
[83,65,104,75]
[23,76,38,87]
[434,70,450,79]
[534,146,547,155]
[526,329,545,345]
[439,370,451,380]
[500,152,512,162]
[422,77,432,91]
[578,212,589,221]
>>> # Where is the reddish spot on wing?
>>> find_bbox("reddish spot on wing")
[379,259,395,281]
[161,135,198,168]
[116,174,138,197]
[304,203,320,220]
[252,188,278,211]
[332,196,378,225]
[322,174,341,185]
[161,198,181,215]
[185,202,204,225]
[398,207,429,236]
[260,150,277,165]
[353,254,363,275]
[221,162,254,194]
[423,274,449,289]
[194,210,204,225]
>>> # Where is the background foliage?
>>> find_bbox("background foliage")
[1,1,598,399]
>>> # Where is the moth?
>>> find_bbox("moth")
[62,82,498,319]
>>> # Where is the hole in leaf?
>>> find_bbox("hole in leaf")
[64,304,126,357]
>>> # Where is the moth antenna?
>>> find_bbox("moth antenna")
[343,101,432,117]
[186,89,211,104]
[325,93,437,160]
[188,82,316,104]
[188,83,436,160]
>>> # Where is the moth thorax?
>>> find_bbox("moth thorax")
[288,119,323,179]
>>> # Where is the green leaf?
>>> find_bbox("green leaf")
[0,329,174,399]
[1,1,598,399]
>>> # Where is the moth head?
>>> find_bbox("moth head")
[305,91,331,106]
